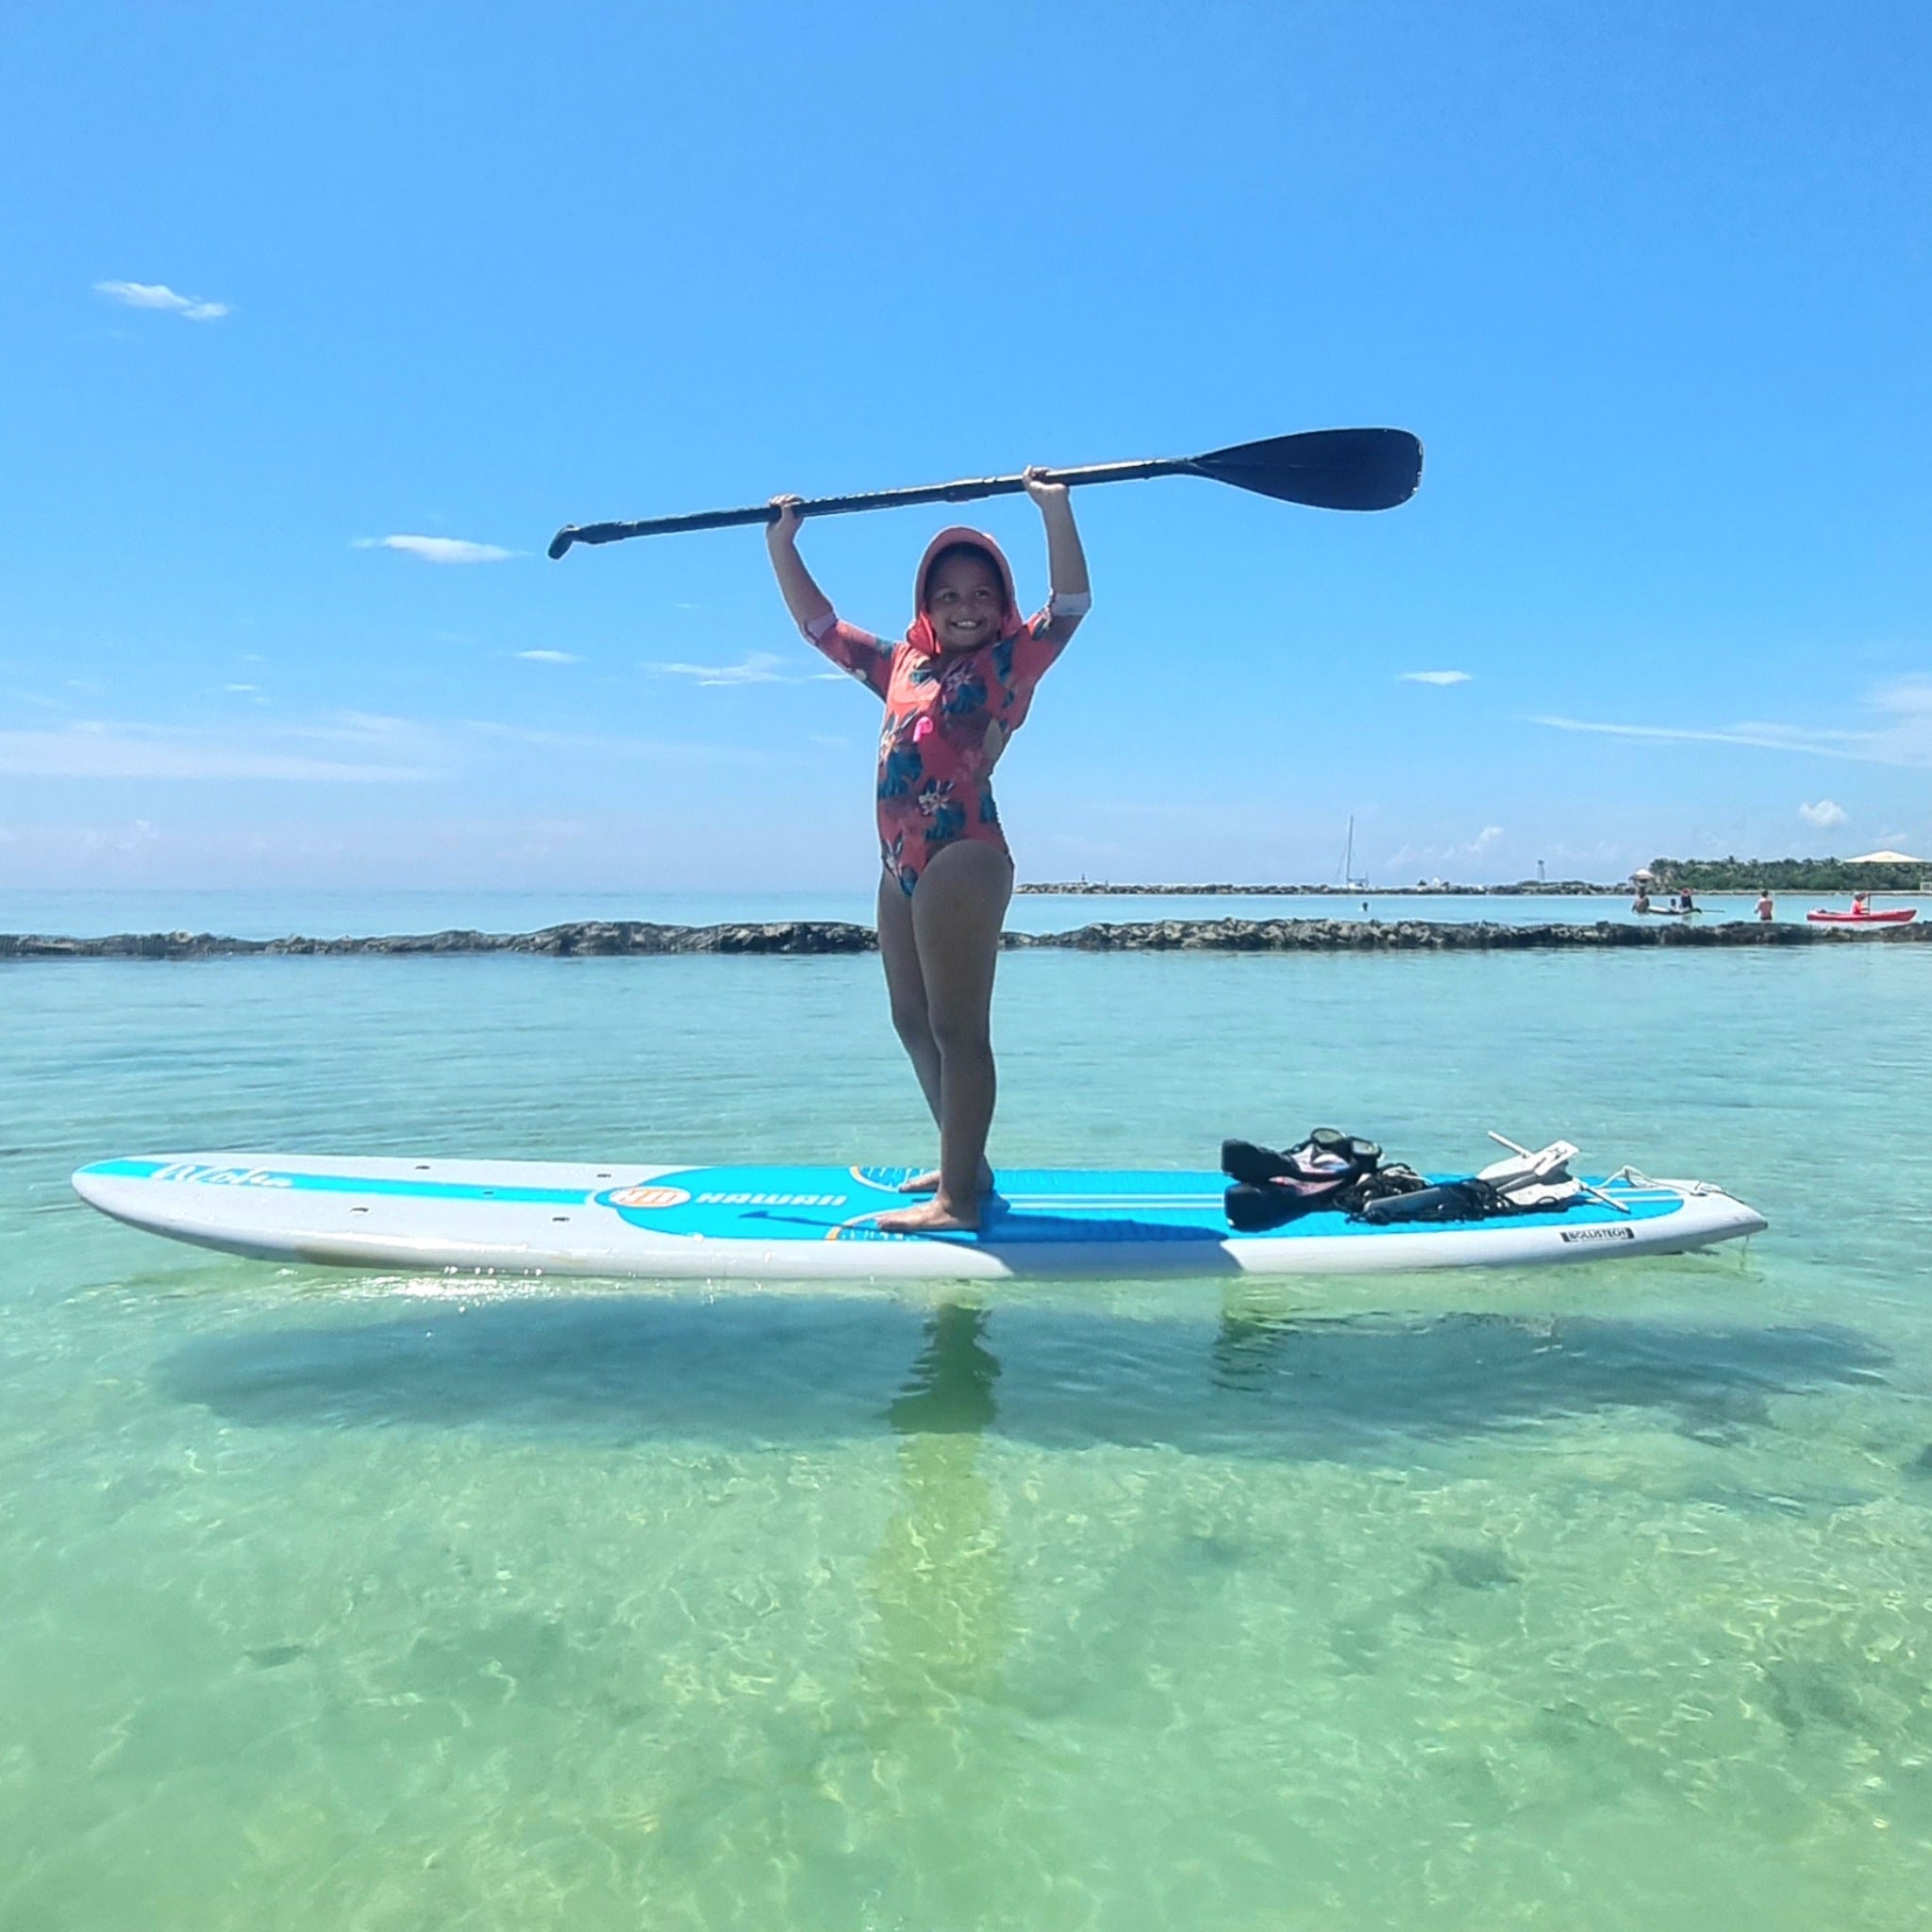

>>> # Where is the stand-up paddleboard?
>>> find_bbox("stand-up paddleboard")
[73,1154,1765,1281]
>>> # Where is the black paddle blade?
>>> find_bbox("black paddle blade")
[1190,429,1423,512]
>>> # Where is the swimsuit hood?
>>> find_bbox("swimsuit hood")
[908,525,1024,656]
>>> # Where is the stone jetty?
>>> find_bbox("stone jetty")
[4,916,1927,960]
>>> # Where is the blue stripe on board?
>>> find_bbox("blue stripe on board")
[78,1158,593,1208]
[595,1166,1684,1245]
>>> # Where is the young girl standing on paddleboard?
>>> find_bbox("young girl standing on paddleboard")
[766,471,1090,1234]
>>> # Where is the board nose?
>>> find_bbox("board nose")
[72,1163,114,1208]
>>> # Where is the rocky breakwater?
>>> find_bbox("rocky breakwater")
[1014,917,1932,950]
[6,916,1929,961]
[0,920,880,960]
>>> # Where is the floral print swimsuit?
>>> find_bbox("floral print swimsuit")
[803,608,1071,895]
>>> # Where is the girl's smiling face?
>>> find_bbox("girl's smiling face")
[922,548,1007,652]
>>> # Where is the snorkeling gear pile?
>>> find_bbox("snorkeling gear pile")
[1222,1129,1588,1232]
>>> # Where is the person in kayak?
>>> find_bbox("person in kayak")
[766,471,1091,1234]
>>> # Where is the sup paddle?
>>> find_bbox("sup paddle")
[546,427,1423,559]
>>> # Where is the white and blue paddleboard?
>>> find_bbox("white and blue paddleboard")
[72,1154,1766,1281]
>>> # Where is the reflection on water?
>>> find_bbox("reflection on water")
[158,1297,1890,1463]
[886,1303,1003,1437]
[859,1306,1041,1924]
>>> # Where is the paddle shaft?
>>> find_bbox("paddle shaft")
[550,458,1184,555]
[546,428,1423,558]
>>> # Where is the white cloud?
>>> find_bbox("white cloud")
[1535,675,1932,770]
[1384,824,1510,871]
[647,652,841,688]
[517,649,580,664]
[461,721,756,764]
[225,683,258,693]
[355,535,513,565]
[93,279,229,322]
[1798,799,1849,828]
[318,711,413,740]
[0,724,426,783]
[2,686,67,714]
[1400,670,1471,686]
[0,700,801,804]
[1535,714,1842,757]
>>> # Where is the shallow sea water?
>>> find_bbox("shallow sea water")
[5,942,1932,1929]
[0,883,1852,938]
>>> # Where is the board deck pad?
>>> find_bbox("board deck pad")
[73,1155,1767,1282]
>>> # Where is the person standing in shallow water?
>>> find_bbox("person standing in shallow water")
[766,470,1090,1234]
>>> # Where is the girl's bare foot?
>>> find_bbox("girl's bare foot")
[898,1160,994,1195]
[875,1193,981,1235]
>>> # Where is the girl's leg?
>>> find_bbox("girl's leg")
[880,871,994,1196]
[875,840,1013,1234]
[876,869,944,1124]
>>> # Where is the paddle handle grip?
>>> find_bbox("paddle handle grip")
[547,458,1189,558]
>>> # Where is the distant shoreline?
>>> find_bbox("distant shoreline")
[1014,881,1929,897]
[1014,881,1633,896]
[6,917,1928,960]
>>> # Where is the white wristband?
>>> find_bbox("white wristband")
[1048,590,1092,618]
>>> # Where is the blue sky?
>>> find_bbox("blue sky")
[2,0,1928,891]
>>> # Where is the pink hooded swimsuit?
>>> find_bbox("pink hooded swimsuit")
[801,526,1081,895]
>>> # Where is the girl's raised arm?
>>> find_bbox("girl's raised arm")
[767,494,893,696]
[1024,467,1091,645]
[764,496,834,633]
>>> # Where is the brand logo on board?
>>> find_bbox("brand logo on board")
[155,1163,292,1189]
[608,1185,693,1210]
[1558,1225,1637,1243]
[694,1191,847,1208]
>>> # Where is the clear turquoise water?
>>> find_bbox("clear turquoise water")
[0,885,1853,939]
[6,940,1932,1928]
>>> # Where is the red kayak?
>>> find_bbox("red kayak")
[1807,907,1918,926]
